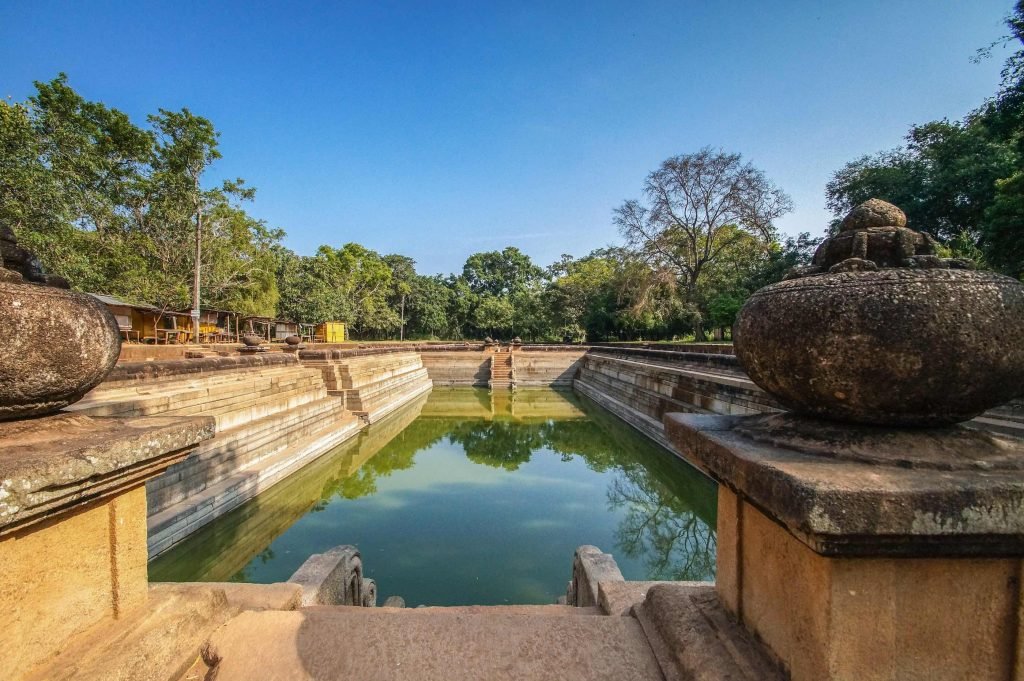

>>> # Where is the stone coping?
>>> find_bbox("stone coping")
[108,353,299,384]
[0,413,214,534]
[590,341,735,355]
[299,346,424,360]
[665,412,1024,558]
[589,346,742,371]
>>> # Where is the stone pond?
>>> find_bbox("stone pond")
[5,200,1024,680]
[149,388,717,605]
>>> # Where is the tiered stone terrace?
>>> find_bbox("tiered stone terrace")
[69,341,1022,560]
[70,354,361,557]
[299,348,433,422]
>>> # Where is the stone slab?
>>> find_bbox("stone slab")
[24,582,233,681]
[665,412,1024,557]
[203,607,665,681]
[634,583,785,681]
[153,581,303,612]
[0,413,214,534]
[597,580,708,617]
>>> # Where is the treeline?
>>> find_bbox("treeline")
[1,75,815,342]
[6,1,1020,344]
[826,1,1024,279]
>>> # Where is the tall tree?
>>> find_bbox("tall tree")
[828,2,1024,278]
[149,108,221,339]
[614,148,792,339]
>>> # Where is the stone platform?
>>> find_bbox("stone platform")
[299,349,433,422]
[69,355,361,557]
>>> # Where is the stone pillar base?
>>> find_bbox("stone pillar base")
[666,412,1024,681]
[718,487,1022,681]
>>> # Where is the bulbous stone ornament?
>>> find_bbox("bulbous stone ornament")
[734,199,1024,426]
[0,226,121,420]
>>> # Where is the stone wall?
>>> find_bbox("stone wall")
[574,351,781,454]
[589,342,735,355]
[514,347,587,387]
[73,355,361,557]
[419,347,491,386]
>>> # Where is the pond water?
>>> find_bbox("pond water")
[148,388,717,606]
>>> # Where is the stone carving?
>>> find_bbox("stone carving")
[787,199,971,279]
[0,224,69,288]
[734,199,1024,426]
[0,225,121,421]
[287,545,376,607]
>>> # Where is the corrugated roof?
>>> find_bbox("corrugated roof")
[87,293,190,315]
[87,293,160,311]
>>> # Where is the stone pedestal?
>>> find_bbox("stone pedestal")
[0,413,214,680]
[666,412,1024,681]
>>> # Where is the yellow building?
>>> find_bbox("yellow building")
[315,321,347,343]
[88,294,191,344]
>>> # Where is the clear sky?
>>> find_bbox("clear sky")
[0,1,1014,274]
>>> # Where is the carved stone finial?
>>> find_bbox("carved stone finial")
[786,199,971,280]
[734,200,1024,426]
[0,223,120,421]
[838,198,907,231]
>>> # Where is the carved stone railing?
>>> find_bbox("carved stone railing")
[564,545,624,608]
[287,545,377,607]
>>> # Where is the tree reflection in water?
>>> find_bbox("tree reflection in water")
[437,393,717,582]
[151,388,716,587]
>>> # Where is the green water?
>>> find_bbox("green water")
[148,388,717,606]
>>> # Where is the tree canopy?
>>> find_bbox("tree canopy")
[614,148,794,339]
[2,74,816,341]
[826,1,1024,278]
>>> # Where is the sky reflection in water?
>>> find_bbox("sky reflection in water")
[149,388,717,606]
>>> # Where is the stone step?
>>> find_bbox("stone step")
[147,397,348,514]
[161,380,327,432]
[76,374,328,437]
[348,376,434,424]
[148,410,362,558]
[81,364,315,402]
[332,604,604,616]
[73,367,324,420]
[201,607,665,681]
[343,368,431,413]
[969,415,1024,438]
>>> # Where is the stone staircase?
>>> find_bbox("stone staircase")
[70,356,359,557]
[199,604,665,681]
[489,348,515,389]
[299,350,433,423]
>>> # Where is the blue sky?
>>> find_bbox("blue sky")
[0,1,1013,274]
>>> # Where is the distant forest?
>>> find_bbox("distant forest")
[2,3,1021,341]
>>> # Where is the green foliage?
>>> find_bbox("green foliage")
[473,295,515,337]
[615,148,793,339]
[1,74,282,314]
[2,75,813,339]
[462,247,543,297]
[828,2,1024,278]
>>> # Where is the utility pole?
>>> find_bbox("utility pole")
[191,173,202,344]
[400,294,406,341]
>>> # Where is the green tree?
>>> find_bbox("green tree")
[1,75,282,314]
[473,294,515,338]
[615,148,793,339]
[462,247,543,297]
[827,2,1024,278]
[406,275,454,339]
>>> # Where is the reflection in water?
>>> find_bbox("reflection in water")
[149,388,717,603]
